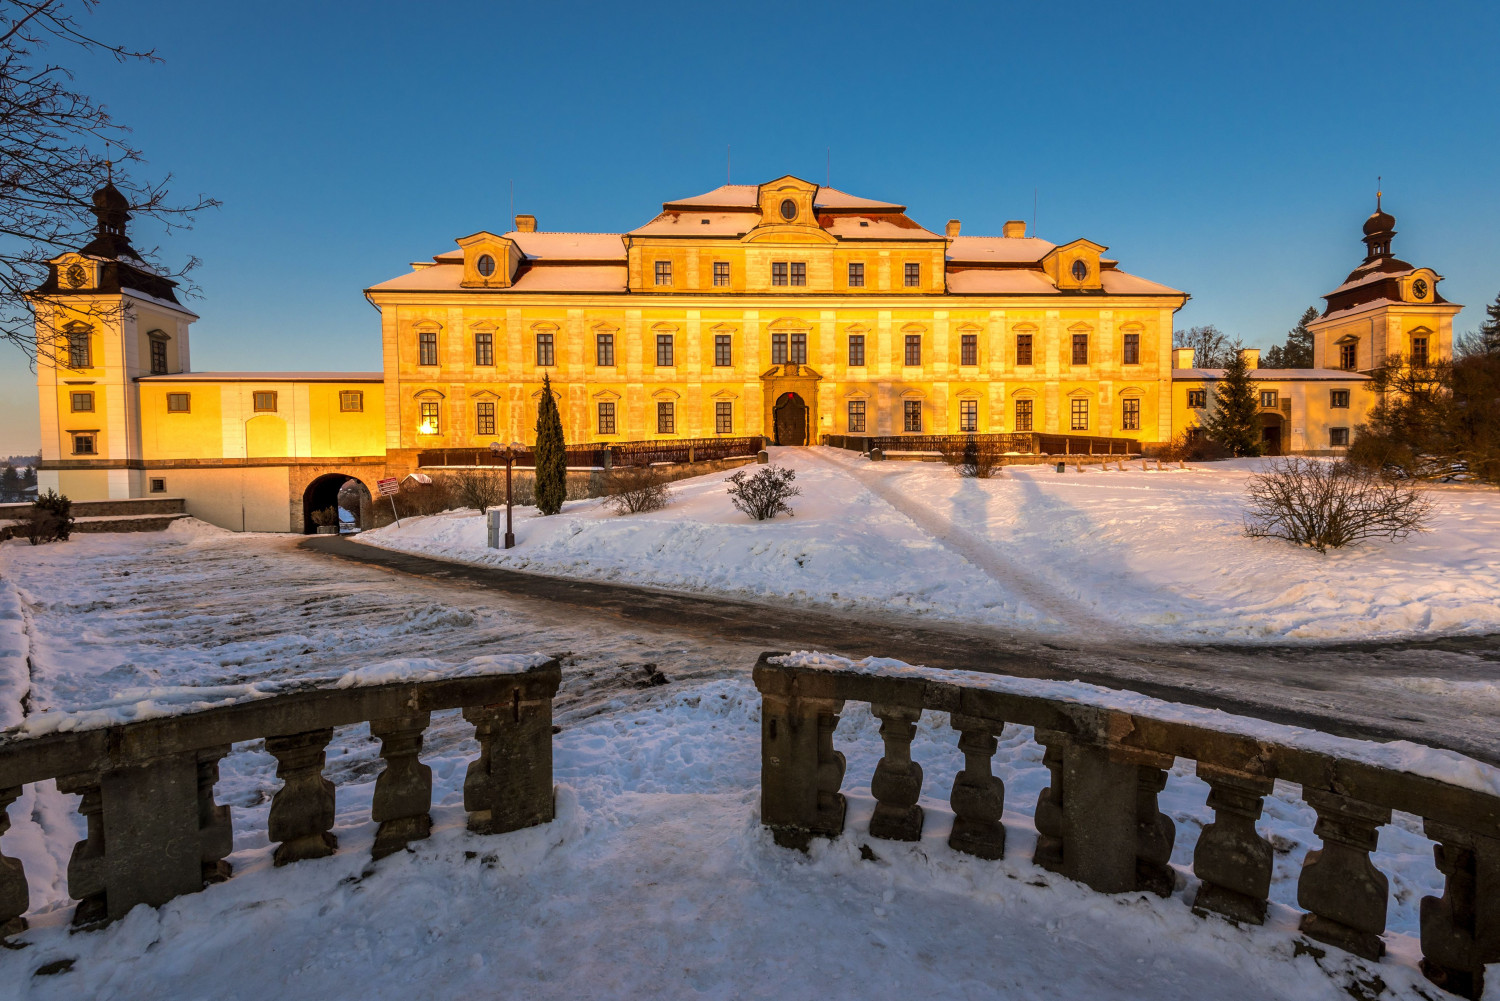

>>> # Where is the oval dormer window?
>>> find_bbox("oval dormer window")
[779,198,797,221]
[1071,259,1089,282]
[1411,278,1428,299]
[476,254,496,277]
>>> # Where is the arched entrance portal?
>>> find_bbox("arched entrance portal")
[773,392,808,446]
[302,474,372,534]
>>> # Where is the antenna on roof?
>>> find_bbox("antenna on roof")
[1033,187,1038,238]
[727,145,731,185]
[1376,175,1382,212]
[509,179,514,231]
[826,147,830,188]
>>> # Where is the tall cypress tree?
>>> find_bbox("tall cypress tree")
[1201,348,1261,456]
[534,374,567,515]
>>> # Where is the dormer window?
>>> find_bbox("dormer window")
[476,254,496,277]
[1071,259,1089,282]
[779,198,797,221]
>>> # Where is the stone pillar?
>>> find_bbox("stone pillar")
[1131,753,1177,898]
[1060,738,1139,893]
[97,752,205,919]
[948,714,1005,860]
[759,690,845,850]
[1296,790,1391,960]
[1191,764,1274,924]
[868,704,923,842]
[463,687,555,836]
[0,785,27,937]
[1419,820,1500,1000]
[1032,728,1066,873]
[266,729,338,866]
[197,746,234,884]
[370,713,433,859]
[56,772,107,926]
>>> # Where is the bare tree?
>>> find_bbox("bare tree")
[1,0,217,365]
[448,467,505,513]
[1172,325,1233,368]
[725,465,799,521]
[1243,458,1432,553]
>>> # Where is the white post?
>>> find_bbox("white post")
[487,508,500,549]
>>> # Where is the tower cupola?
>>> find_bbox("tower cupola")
[1361,192,1396,263]
[79,180,140,261]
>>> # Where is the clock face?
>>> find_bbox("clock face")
[779,198,797,221]
[64,263,87,288]
[1411,278,1428,299]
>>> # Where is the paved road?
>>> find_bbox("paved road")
[303,535,1500,765]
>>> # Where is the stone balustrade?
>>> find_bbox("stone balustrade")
[0,659,560,933]
[754,653,1500,1000]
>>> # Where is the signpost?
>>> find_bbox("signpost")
[377,476,401,528]
[489,440,523,549]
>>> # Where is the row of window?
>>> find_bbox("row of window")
[143,391,366,415]
[651,260,924,288]
[63,330,172,373]
[421,329,1143,370]
[415,399,737,437]
[1185,388,1352,410]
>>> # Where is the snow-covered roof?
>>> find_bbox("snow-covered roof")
[369,263,627,294]
[1171,368,1370,381]
[1099,271,1185,296]
[821,216,942,240]
[946,236,1056,263]
[627,212,756,237]
[138,372,383,383]
[660,183,904,212]
[430,232,625,263]
[812,186,904,211]
[1328,264,1415,297]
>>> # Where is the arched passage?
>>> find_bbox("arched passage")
[773,392,808,446]
[302,473,372,534]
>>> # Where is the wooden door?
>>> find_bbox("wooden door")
[773,393,807,445]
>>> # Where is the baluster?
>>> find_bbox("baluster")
[948,714,1005,860]
[759,688,845,850]
[868,704,923,842]
[813,704,847,839]
[463,685,555,836]
[1419,820,1500,1000]
[370,713,433,860]
[1132,752,1177,898]
[1296,790,1391,960]
[266,729,338,866]
[197,745,234,884]
[1191,764,1274,924]
[55,772,106,926]
[1032,728,1067,873]
[0,785,27,937]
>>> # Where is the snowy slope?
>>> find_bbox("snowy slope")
[361,447,1500,644]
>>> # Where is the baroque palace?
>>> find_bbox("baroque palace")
[32,175,1459,532]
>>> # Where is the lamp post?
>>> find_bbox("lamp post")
[489,440,524,549]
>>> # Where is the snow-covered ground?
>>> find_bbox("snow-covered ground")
[358,447,1500,645]
[0,525,1485,999]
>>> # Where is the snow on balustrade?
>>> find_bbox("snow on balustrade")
[755,652,1500,999]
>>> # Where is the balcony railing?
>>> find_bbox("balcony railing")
[416,436,764,470]
[822,432,1138,456]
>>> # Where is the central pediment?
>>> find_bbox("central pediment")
[745,176,836,244]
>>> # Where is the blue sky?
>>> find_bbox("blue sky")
[4,0,1498,455]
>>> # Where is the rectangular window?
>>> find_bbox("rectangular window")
[847,400,866,433]
[771,332,788,365]
[848,262,864,287]
[149,477,166,493]
[596,332,615,367]
[70,391,93,412]
[71,432,96,455]
[1339,341,1357,371]
[1123,332,1140,366]
[150,338,168,375]
[1330,427,1350,448]
[959,399,978,432]
[1015,399,1034,431]
[715,401,733,434]
[597,401,616,435]
[419,400,439,434]
[904,262,920,287]
[1122,398,1141,431]
[656,333,674,367]
[1016,332,1033,366]
[1330,389,1350,408]
[418,330,438,366]
[1072,333,1089,366]
[654,260,672,286]
[167,393,190,413]
[1187,389,1207,409]
[68,330,91,369]
[903,399,923,432]
[789,262,806,286]
[657,401,675,434]
[789,332,807,365]
[961,334,978,367]
[771,262,788,286]
[904,334,922,367]
[714,334,732,367]
[253,391,278,413]
[847,334,865,367]
[474,331,494,366]
[536,332,555,367]
[1411,336,1429,367]
[340,391,363,412]
[476,401,495,436]
[1070,398,1089,431]
[713,261,730,287]
[1260,390,1278,409]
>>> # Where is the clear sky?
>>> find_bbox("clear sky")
[3,0,1498,456]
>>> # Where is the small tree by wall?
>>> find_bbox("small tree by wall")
[1202,348,1261,457]
[534,374,567,516]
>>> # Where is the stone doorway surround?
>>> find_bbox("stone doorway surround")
[760,364,821,444]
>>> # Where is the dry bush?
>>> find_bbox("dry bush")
[1243,458,1433,553]
[605,465,671,515]
[942,436,1003,478]
[310,506,339,527]
[21,489,73,544]
[449,467,507,514]
[1158,427,1230,463]
[726,465,799,521]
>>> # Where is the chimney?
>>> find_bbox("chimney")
[946,219,961,238]
[1239,347,1260,370]
[1172,347,1196,369]
[1002,220,1026,238]
[514,214,537,233]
